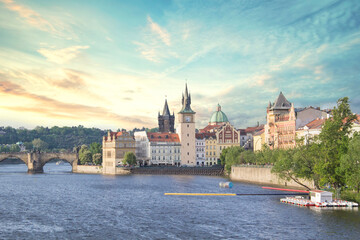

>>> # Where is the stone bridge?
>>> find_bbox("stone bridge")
[0,152,79,173]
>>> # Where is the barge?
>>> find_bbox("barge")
[280,190,358,208]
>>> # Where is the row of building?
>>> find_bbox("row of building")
[102,85,360,173]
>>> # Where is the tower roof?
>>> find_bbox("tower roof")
[179,83,195,114]
[271,92,291,110]
[162,99,171,116]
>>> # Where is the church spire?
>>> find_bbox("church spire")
[162,99,171,116]
[179,83,195,114]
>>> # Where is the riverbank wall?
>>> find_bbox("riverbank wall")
[230,165,314,189]
[73,165,102,174]
[130,166,224,176]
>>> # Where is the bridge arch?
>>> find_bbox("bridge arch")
[0,153,28,164]
[41,152,79,171]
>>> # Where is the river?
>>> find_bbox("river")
[0,161,360,239]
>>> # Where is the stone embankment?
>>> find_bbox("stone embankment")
[230,165,314,189]
[73,165,102,174]
[130,166,224,176]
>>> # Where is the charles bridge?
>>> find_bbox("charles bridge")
[0,152,79,173]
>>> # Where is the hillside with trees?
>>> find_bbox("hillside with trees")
[0,125,107,151]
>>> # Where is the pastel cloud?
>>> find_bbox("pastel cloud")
[0,0,56,33]
[147,16,171,46]
[37,46,89,64]
[0,79,150,126]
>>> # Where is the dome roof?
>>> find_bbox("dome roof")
[209,104,229,124]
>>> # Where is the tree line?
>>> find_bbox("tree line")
[221,97,360,200]
[0,125,106,151]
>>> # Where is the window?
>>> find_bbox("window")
[187,152,189,155]
[107,151,111,157]
[187,124,189,127]
[187,134,189,137]
[187,143,189,146]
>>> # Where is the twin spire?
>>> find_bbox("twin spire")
[179,83,195,113]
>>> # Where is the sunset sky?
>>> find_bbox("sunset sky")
[0,0,359,130]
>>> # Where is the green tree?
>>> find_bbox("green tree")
[92,153,102,165]
[79,145,92,165]
[340,136,360,193]
[9,144,20,153]
[220,147,229,166]
[122,152,137,166]
[89,142,102,155]
[23,142,33,151]
[316,97,356,196]
[222,146,244,173]
[0,145,10,153]
[32,138,48,151]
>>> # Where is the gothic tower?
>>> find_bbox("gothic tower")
[177,83,196,166]
[158,99,175,133]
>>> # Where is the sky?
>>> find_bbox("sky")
[0,0,359,130]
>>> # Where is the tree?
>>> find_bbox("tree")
[220,147,229,166]
[222,146,244,173]
[340,136,360,193]
[9,144,20,153]
[0,145,10,153]
[32,138,48,151]
[23,142,33,151]
[122,152,137,166]
[89,142,102,155]
[79,145,92,165]
[92,153,102,165]
[316,97,356,196]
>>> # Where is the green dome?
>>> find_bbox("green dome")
[209,104,229,124]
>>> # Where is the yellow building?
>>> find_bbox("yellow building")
[102,130,136,174]
[205,133,217,166]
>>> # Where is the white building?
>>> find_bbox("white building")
[134,131,150,166]
[147,132,181,166]
[296,118,326,144]
[195,133,206,166]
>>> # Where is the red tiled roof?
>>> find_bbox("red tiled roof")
[245,124,264,134]
[305,118,326,129]
[196,132,216,139]
[104,131,132,141]
[147,132,180,143]
[199,124,221,133]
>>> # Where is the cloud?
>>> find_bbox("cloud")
[37,46,89,64]
[0,79,150,126]
[0,0,57,34]
[147,16,171,46]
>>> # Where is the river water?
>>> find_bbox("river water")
[0,162,360,239]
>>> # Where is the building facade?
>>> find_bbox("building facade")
[204,133,217,166]
[265,92,296,149]
[134,131,150,165]
[158,99,175,133]
[147,132,181,166]
[216,122,241,155]
[102,130,136,174]
[177,84,196,166]
[195,133,206,166]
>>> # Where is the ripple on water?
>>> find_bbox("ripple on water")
[0,163,360,239]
